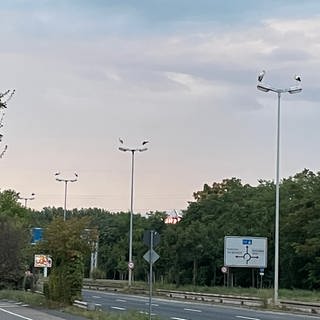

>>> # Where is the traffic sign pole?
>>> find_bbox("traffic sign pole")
[142,229,160,320]
[149,230,154,320]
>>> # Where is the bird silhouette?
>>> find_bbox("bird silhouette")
[258,70,266,82]
[119,138,124,144]
[142,140,149,145]
[294,75,301,82]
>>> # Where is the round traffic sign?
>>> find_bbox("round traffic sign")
[128,262,134,270]
[221,266,228,274]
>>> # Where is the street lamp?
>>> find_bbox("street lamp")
[18,192,35,208]
[55,172,78,221]
[257,71,302,304]
[118,138,149,287]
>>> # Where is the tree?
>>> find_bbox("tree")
[0,89,14,158]
[0,216,28,288]
[0,189,30,289]
[38,216,91,304]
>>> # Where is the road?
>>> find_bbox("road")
[82,289,320,320]
[0,300,86,320]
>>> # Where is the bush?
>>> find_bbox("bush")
[91,268,106,280]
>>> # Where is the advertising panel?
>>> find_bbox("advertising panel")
[34,254,52,268]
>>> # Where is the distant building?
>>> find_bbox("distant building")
[165,210,182,224]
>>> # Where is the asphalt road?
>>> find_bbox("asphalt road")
[0,300,86,320]
[82,289,320,320]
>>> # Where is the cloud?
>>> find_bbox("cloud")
[1,6,320,211]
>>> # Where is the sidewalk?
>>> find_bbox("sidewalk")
[0,301,86,320]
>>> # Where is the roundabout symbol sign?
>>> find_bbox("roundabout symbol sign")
[224,236,267,268]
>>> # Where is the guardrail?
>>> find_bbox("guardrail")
[82,281,320,315]
[279,299,320,314]
[73,299,101,311]
[157,289,265,307]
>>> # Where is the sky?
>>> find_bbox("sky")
[1,0,320,213]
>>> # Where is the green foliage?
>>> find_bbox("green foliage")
[3,168,319,293]
[64,307,156,320]
[91,268,106,280]
[38,216,91,304]
[0,290,47,307]
[47,252,84,303]
[0,190,26,221]
[0,217,28,289]
[0,190,31,289]
[30,171,320,290]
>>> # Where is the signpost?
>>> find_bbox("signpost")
[143,230,160,320]
[224,236,267,268]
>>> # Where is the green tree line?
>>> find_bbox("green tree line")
[1,168,320,296]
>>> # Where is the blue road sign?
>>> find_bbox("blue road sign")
[31,227,43,244]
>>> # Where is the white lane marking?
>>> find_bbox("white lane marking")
[171,317,188,320]
[236,316,261,320]
[184,308,202,312]
[92,295,101,299]
[0,308,34,320]
[145,303,159,306]
[139,311,157,315]
[111,306,126,311]
[116,299,127,302]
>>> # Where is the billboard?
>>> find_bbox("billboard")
[34,254,52,268]
[224,236,267,268]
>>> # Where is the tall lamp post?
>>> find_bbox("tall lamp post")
[257,71,302,304]
[18,192,35,208]
[55,172,78,221]
[118,138,149,287]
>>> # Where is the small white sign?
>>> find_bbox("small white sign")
[224,236,267,268]
[221,266,228,274]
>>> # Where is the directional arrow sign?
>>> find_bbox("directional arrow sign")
[224,236,267,268]
[143,249,159,264]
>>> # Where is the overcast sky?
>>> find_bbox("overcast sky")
[1,0,320,212]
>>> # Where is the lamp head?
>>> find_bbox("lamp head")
[257,84,271,92]
[288,86,302,94]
